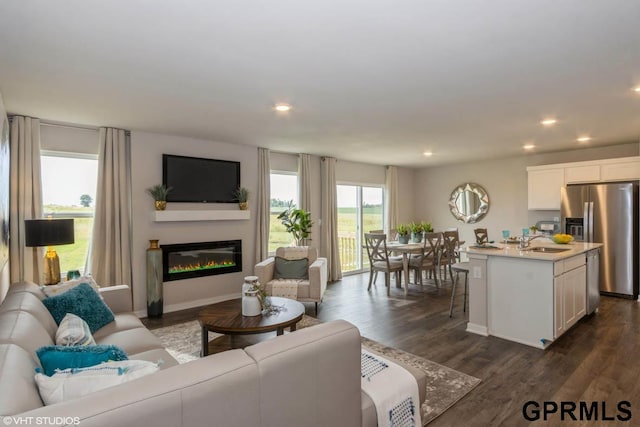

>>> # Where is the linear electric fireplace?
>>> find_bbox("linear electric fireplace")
[160,240,242,282]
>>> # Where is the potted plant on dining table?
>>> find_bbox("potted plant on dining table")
[396,224,410,244]
[410,222,423,243]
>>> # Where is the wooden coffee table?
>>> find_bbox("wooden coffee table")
[198,297,305,356]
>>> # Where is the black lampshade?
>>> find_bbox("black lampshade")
[24,219,75,247]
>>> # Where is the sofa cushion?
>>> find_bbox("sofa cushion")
[93,313,146,340]
[95,327,165,356]
[0,291,58,337]
[274,257,309,280]
[6,281,45,299]
[36,344,128,376]
[0,311,54,357]
[42,283,114,333]
[265,280,310,299]
[0,344,44,416]
[34,360,160,405]
[55,313,96,346]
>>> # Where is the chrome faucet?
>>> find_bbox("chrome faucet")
[519,234,544,250]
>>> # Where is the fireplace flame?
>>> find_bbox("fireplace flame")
[168,259,236,274]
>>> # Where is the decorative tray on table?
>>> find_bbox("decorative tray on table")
[502,237,520,244]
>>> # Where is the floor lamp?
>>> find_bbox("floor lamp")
[25,218,75,285]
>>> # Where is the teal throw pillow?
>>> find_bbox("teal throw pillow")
[274,257,309,280]
[36,344,129,376]
[42,282,114,333]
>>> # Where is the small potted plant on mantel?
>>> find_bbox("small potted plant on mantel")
[233,187,249,210]
[146,184,172,211]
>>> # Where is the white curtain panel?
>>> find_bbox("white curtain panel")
[86,128,132,286]
[9,116,43,283]
[320,157,342,281]
[298,153,311,213]
[254,147,271,264]
[384,165,399,235]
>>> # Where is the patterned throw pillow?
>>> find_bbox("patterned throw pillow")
[42,283,114,333]
[41,276,101,298]
[34,360,160,405]
[55,313,96,346]
[36,344,128,376]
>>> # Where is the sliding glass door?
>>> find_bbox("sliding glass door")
[337,185,384,274]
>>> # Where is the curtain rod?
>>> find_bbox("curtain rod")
[8,115,130,135]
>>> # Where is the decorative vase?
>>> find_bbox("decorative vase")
[146,239,163,318]
[238,202,248,210]
[398,234,410,244]
[411,232,422,243]
[154,201,167,211]
[242,289,262,316]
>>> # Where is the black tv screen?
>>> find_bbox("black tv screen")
[163,154,240,203]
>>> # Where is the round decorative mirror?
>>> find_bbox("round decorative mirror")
[449,183,489,223]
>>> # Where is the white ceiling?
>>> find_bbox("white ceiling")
[1,1,639,167]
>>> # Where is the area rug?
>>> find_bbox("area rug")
[151,316,480,425]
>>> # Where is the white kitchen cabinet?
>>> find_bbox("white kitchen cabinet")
[553,256,586,338]
[601,160,640,182]
[565,165,601,183]
[527,168,564,210]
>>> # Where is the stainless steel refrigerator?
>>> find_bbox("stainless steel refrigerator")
[561,182,638,299]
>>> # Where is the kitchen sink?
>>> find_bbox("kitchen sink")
[526,247,571,253]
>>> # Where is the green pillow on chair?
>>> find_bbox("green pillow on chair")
[274,257,309,280]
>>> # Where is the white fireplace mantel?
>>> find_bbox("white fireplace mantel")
[153,210,250,222]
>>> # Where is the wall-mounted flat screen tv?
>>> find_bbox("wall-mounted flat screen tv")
[163,154,240,203]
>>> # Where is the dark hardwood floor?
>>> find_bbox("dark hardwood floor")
[144,273,640,427]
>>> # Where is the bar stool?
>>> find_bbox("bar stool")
[449,261,470,317]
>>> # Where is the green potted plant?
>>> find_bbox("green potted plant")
[146,184,172,211]
[277,201,313,246]
[421,221,434,233]
[396,223,410,244]
[233,187,249,210]
[410,222,423,243]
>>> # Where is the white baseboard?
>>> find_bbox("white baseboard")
[134,292,242,318]
[465,322,488,336]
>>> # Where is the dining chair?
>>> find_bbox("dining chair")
[474,228,488,245]
[367,229,400,284]
[449,261,470,317]
[364,233,403,296]
[439,230,461,284]
[409,232,442,287]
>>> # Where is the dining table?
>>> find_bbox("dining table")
[385,241,425,296]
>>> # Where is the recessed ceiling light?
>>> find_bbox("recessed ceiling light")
[634,86,640,93]
[523,144,535,150]
[423,151,433,157]
[540,118,557,126]
[274,103,292,112]
[577,136,591,143]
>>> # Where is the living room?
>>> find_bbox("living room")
[2,2,640,426]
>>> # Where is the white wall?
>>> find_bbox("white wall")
[130,131,258,314]
[414,142,639,246]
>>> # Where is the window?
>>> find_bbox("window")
[269,172,298,253]
[337,185,384,273]
[40,151,98,274]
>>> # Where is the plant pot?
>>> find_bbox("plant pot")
[238,202,248,210]
[154,201,167,211]
[411,232,422,243]
[398,234,410,244]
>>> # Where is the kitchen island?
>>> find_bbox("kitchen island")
[463,240,602,349]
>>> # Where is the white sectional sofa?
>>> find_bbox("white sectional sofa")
[0,281,425,427]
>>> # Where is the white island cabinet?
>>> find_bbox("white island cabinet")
[464,241,602,349]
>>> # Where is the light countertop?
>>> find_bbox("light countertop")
[462,239,603,262]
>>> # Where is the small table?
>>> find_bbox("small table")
[198,297,305,356]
